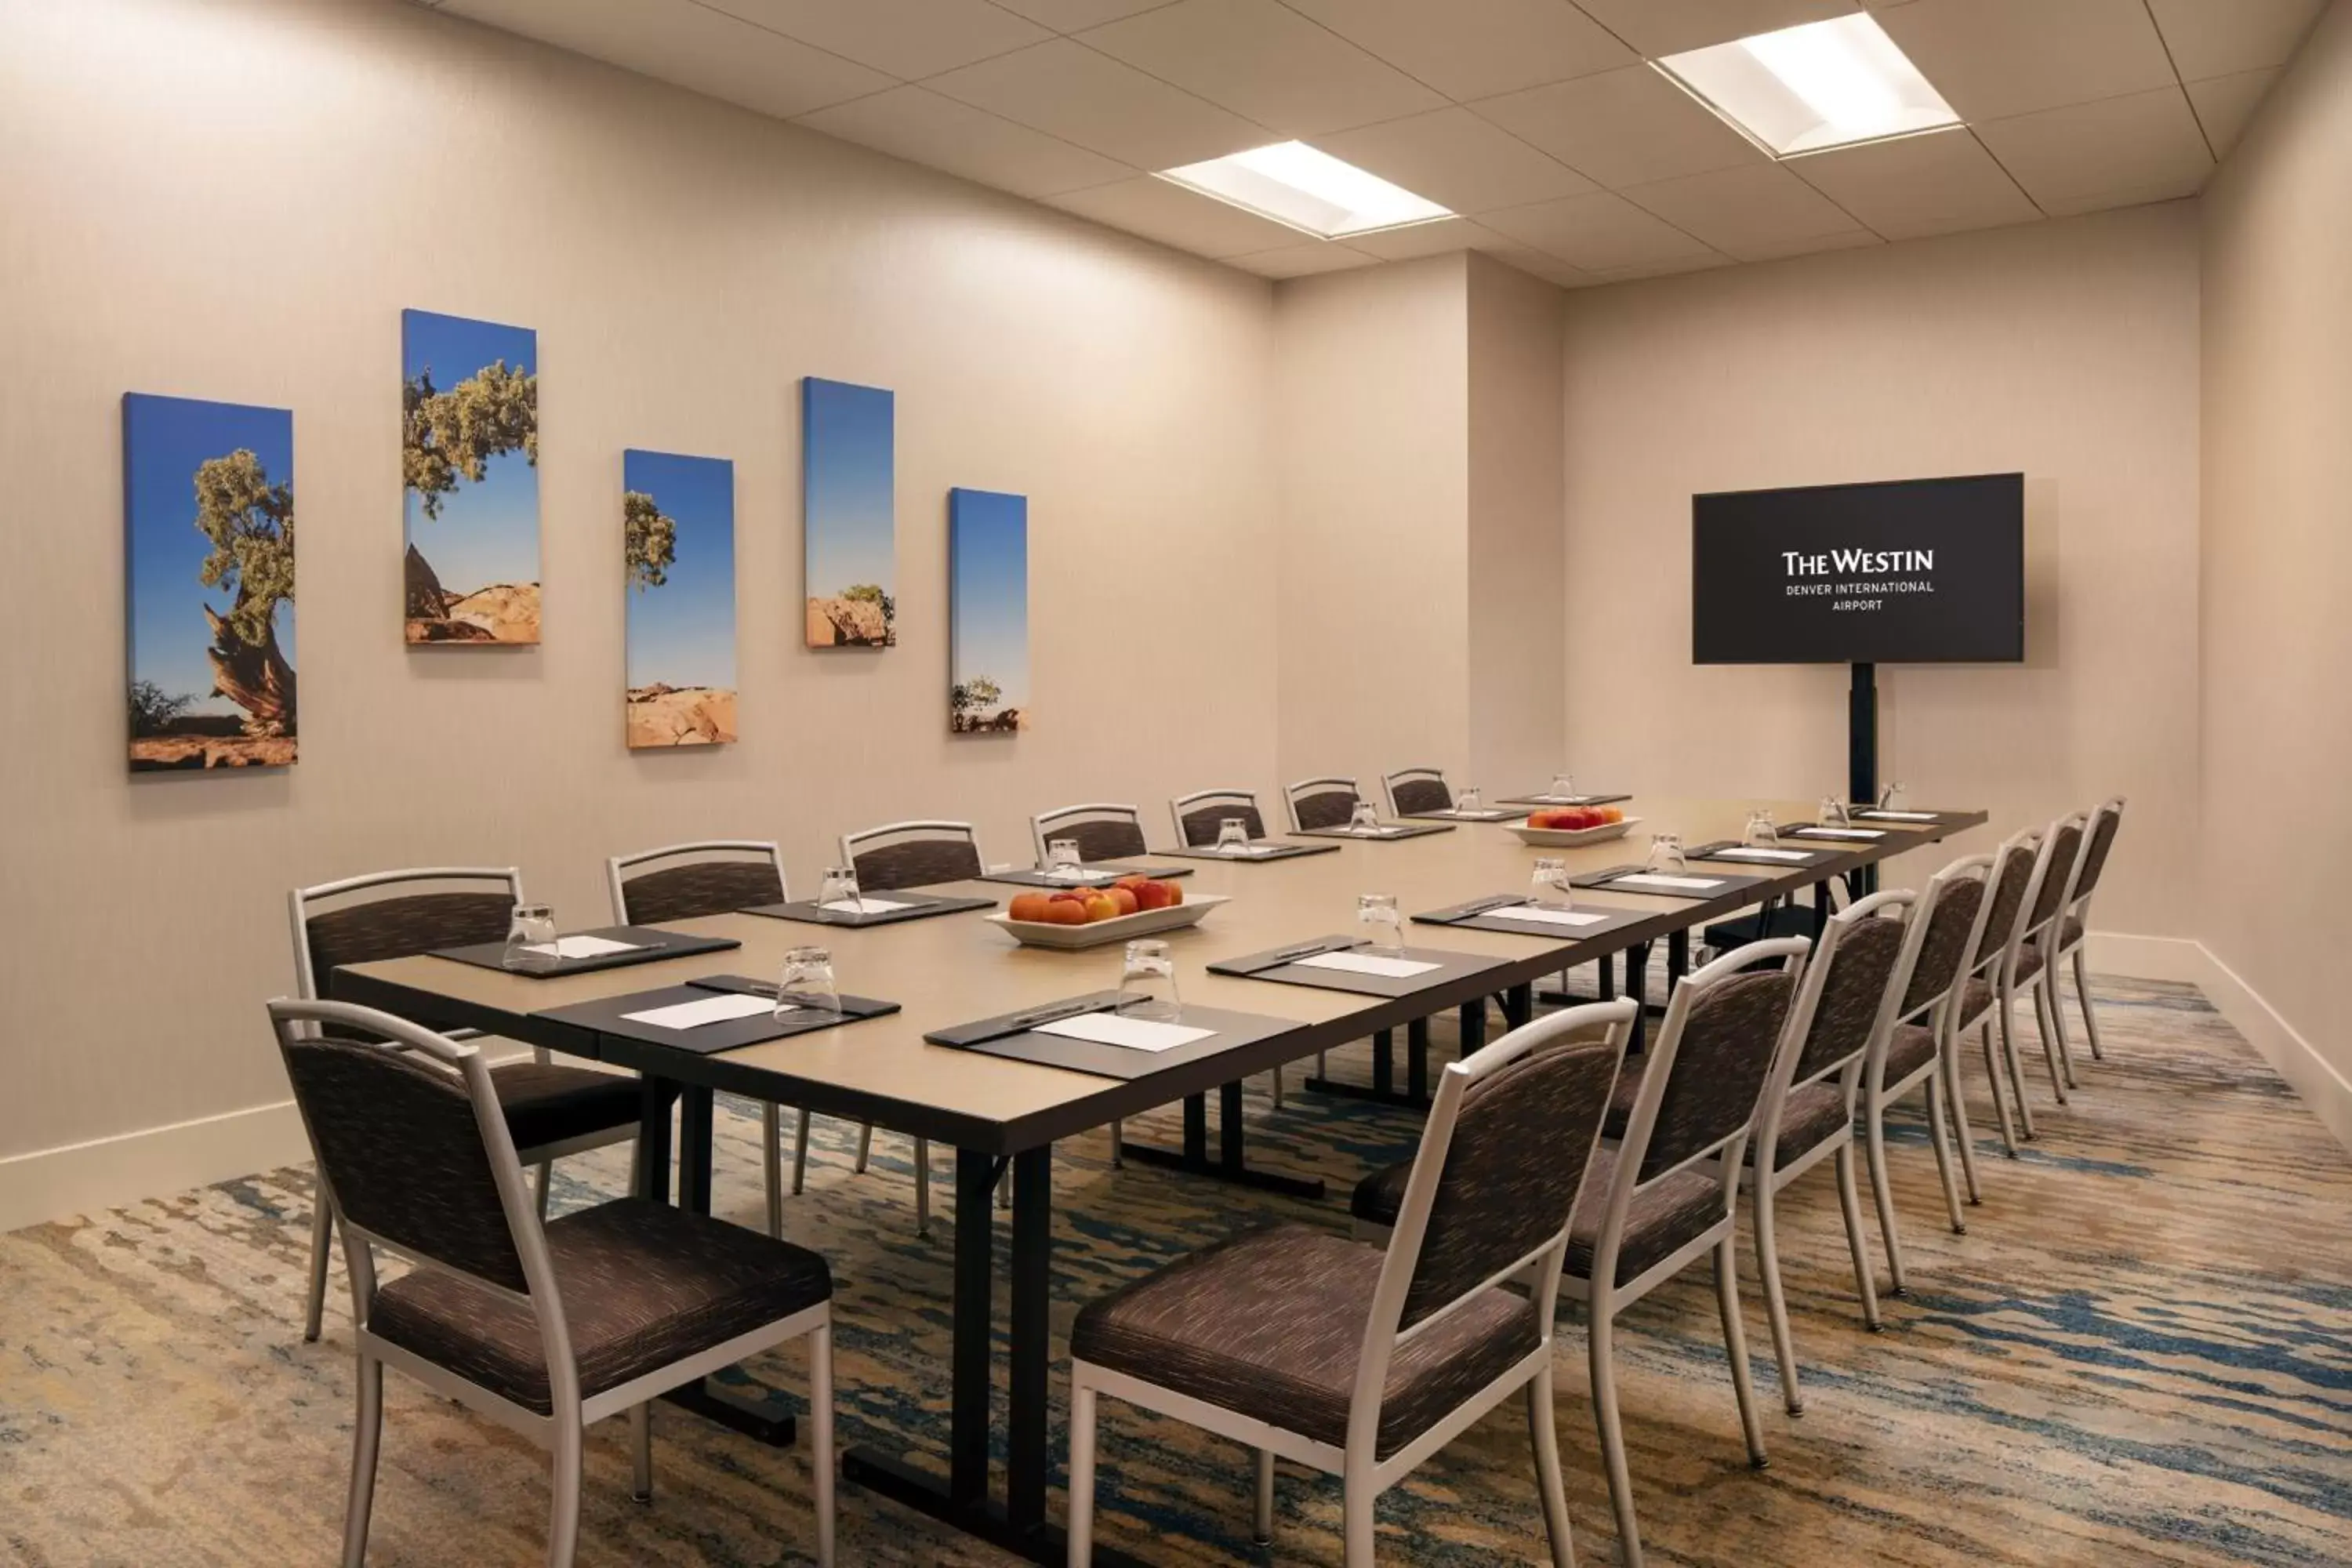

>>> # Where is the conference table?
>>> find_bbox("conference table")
[331,794,1984,1566]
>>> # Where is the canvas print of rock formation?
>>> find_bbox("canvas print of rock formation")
[624,449,738,749]
[948,488,1028,735]
[123,394,297,771]
[802,377,896,648]
[402,309,540,644]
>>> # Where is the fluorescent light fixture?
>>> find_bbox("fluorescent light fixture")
[1656,13,1958,158]
[1157,142,1450,238]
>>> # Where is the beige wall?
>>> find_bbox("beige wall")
[0,0,1281,1177]
[1559,205,2205,931]
[2200,0,2352,1087]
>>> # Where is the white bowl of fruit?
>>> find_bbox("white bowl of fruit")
[1509,807,1639,847]
[987,878,1226,949]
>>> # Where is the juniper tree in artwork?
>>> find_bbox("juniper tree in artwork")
[191,448,296,735]
[624,491,677,592]
[402,361,537,517]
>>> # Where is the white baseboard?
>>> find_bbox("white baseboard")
[0,1098,312,1236]
[2084,931,2209,983]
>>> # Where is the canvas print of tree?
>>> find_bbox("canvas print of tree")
[402,309,540,644]
[123,394,296,771]
[802,377,896,648]
[948,488,1027,735]
[625,449,738,749]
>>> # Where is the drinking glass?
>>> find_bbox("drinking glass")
[1215,818,1253,855]
[1744,810,1780,849]
[1115,939,1181,1023]
[775,946,840,1022]
[1348,800,1382,836]
[1357,892,1404,953]
[1644,833,1687,876]
[1819,796,1852,828]
[1454,786,1483,815]
[1550,772,1577,802]
[503,903,558,972]
[1530,857,1573,909]
[1046,837,1086,881]
[818,866,862,913]
[1878,780,1907,811]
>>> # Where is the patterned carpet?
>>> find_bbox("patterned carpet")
[3,975,2349,1567]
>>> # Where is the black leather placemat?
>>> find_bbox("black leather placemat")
[532,981,898,1055]
[1411,897,1658,941]
[925,995,1298,1082]
[978,864,1193,887]
[686,975,902,1019]
[1686,840,1843,869]
[1290,822,1457,841]
[1399,808,1525,822]
[743,892,996,927]
[1157,841,1341,862]
[1208,935,1507,996]
[1567,866,1771,898]
[1495,792,1632,808]
[431,926,740,978]
[1846,808,1973,829]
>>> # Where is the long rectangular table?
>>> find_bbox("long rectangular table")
[332,795,1982,1566]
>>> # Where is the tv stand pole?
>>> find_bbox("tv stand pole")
[1849,662,1877,897]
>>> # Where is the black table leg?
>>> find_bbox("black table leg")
[1504,982,1534,1030]
[1599,954,1617,1001]
[1006,1145,1053,1533]
[952,1146,994,1504]
[1408,1016,1430,1102]
[635,1078,673,1204]
[1307,1022,1432,1109]
[1459,997,1487,1058]
[1668,928,1690,990]
[656,1082,795,1447]
[1813,878,1834,937]
[1625,942,1653,1054]
[677,1085,713,1215]
[1372,1029,1396,1096]
[1122,1081,1326,1200]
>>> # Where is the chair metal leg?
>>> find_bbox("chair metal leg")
[1065,1381,1098,1566]
[548,1408,583,1568]
[1253,1447,1276,1546]
[1715,1238,1769,1467]
[1751,1178,1802,1414]
[1941,1040,1983,1204]
[1980,1022,2020,1156]
[1997,985,2038,1140]
[1864,1095,1907,1298]
[2042,967,2078,1090]
[630,1403,653,1504]
[1831,1142,1882,1332]
[914,1139,931,1240]
[811,1323,836,1568]
[1588,1298,1643,1568]
[1923,1072,1965,1236]
[341,1351,383,1568]
[2031,979,2071,1104]
[855,1122,874,1175]
[762,1103,784,1240]
[304,1199,334,1343]
[1526,1363,1577,1568]
[791,1108,814,1196]
[1342,1479,1377,1566]
[2071,946,2105,1061]
[534,1159,554,1219]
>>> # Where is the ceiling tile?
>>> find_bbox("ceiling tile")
[439,0,892,118]
[1617,163,1860,260]
[1339,216,1494,260]
[1734,227,1883,261]
[1226,241,1381,276]
[1276,0,1635,100]
[1045,174,1309,254]
[1079,0,1446,134]
[795,85,1134,196]
[989,0,1179,30]
[2185,67,2281,159]
[1312,107,1596,214]
[1788,127,2041,239]
[1570,0,1861,57]
[1873,0,2176,122]
[1587,251,1739,284]
[2144,0,2328,81]
[1470,64,1769,189]
[1478,241,1601,287]
[700,0,1049,78]
[1479,190,1722,270]
[1973,87,2215,217]
[925,38,1269,168]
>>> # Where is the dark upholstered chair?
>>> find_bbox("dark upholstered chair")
[839,818,984,892]
[2010,811,2089,1102]
[2045,797,2125,1064]
[1169,787,1270,848]
[1068,1000,1636,1567]
[1029,803,1149,866]
[1357,938,1806,1568]
[1381,768,1451,817]
[1944,826,2045,1154]
[1285,776,1365,832]
[270,998,835,1568]
[289,868,645,1344]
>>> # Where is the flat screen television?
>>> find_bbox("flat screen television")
[1691,474,2024,665]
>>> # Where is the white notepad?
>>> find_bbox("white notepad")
[1294,951,1440,978]
[1488,905,1609,927]
[523,934,643,960]
[822,897,915,914]
[1713,848,1811,862]
[1612,873,1724,892]
[1793,827,1886,840]
[620,993,779,1030]
[1859,810,1939,822]
[1033,1013,1214,1052]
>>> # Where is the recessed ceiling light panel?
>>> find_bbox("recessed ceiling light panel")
[1157,142,1450,239]
[1657,14,1958,158]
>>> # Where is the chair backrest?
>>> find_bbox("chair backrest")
[1029,804,1148,866]
[1170,788,1267,848]
[2020,811,2086,940]
[289,867,524,1003]
[2070,797,2125,909]
[1898,854,1991,1018]
[1631,937,1809,1181]
[1381,768,1451,817]
[840,819,984,891]
[606,840,786,925]
[1348,999,1635,1452]
[1754,893,1913,1171]
[1969,826,2042,985]
[1286,776,1363,832]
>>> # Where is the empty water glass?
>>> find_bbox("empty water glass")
[1550,773,1577,802]
[1046,837,1085,881]
[1744,810,1780,848]
[776,946,840,1021]
[818,866,862,913]
[1645,833,1687,876]
[1820,796,1852,828]
[503,903,558,972]
[1358,892,1404,953]
[1215,818,1252,855]
[1878,780,1907,811]
[1116,938,1181,1023]
[1531,857,1573,909]
[1348,800,1382,836]
[1455,786,1483,815]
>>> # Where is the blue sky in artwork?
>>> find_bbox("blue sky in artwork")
[125,394,295,717]
[950,488,1028,712]
[626,449,736,692]
[402,308,539,595]
[803,378,895,599]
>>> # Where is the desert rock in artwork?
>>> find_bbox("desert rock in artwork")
[806,595,891,647]
[626,684,737,748]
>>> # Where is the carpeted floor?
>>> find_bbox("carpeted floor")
[3,975,2349,1567]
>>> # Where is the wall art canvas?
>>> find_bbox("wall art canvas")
[402,308,540,644]
[802,376,896,648]
[948,487,1028,735]
[624,449,737,749]
[124,394,297,771]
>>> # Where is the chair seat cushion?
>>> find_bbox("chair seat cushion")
[1758,1081,1849,1168]
[1885,1022,1939,1084]
[1070,1224,1537,1460]
[2016,945,2047,981]
[369,1198,831,1415]
[1566,1147,1725,1288]
[490,1061,647,1153]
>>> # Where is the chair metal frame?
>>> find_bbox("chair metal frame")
[2006,811,2089,1105]
[1168,787,1268,848]
[1066,998,1639,1568]
[2047,797,2125,1065]
[1379,768,1451,818]
[1028,803,1149,868]
[1283,776,1364,833]
[1943,825,2046,1154]
[270,997,835,1568]
[288,867,638,1343]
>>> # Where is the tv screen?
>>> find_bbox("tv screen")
[1691,474,2024,665]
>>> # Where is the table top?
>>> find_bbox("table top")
[332,796,1981,1155]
